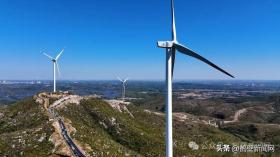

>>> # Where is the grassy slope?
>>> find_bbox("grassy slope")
[0,96,278,157]
[58,98,273,157]
[0,98,54,157]
[222,122,280,156]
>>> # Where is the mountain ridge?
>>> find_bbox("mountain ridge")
[0,92,279,157]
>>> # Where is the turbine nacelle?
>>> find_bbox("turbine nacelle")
[157,41,174,48]
[158,0,234,156]
[117,76,129,83]
[116,76,129,100]
[42,49,64,93]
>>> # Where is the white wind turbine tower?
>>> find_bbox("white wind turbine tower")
[43,49,64,93]
[157,0,234,156]
[117,77,129,100]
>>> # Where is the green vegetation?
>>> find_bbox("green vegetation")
[222,123,280,155]
[1,92,280,157]
[57,98,277,157]
[0,98,54,157]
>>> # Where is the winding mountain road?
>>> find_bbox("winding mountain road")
[38,93,86,157]
[224,108,247,124]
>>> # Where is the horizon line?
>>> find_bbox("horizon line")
[2,79,280,82]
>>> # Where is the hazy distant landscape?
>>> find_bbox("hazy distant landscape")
[1,80,280,156]
[1,80,280,105]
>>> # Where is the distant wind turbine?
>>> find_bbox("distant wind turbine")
[157,0,234,156]
[43,49,64,93]
[117,77,129,100]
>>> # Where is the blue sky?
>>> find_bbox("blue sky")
[0,0,279,80]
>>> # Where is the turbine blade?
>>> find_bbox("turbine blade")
[56,62,61,76]
[116,76,123,82]
[124,78,129,82]
[171,48,176,78]
[55,49,64,60]
[174,43,234,78]
[43,53,54,60]
[171,0,177,41]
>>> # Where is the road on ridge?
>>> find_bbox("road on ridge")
[39,94,86,157]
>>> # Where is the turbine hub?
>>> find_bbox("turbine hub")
[157,41,174,48]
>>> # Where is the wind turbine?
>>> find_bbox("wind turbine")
[117,77,129,100]
[43,49,64,93]
[157,0,234,156]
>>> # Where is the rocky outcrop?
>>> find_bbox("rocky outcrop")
[105,100,134,118]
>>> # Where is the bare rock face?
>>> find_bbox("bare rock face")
[35,96,44,104]
[173,112,189,122]
[63,118,77,134]
[38,133,47,142]
[50,95,83,109]
[84,94,102,99]
[105,100,134,118]
[0,112,4,119]
[108,117,121,134]
[99,121,108,129]
[49,122,72,157]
